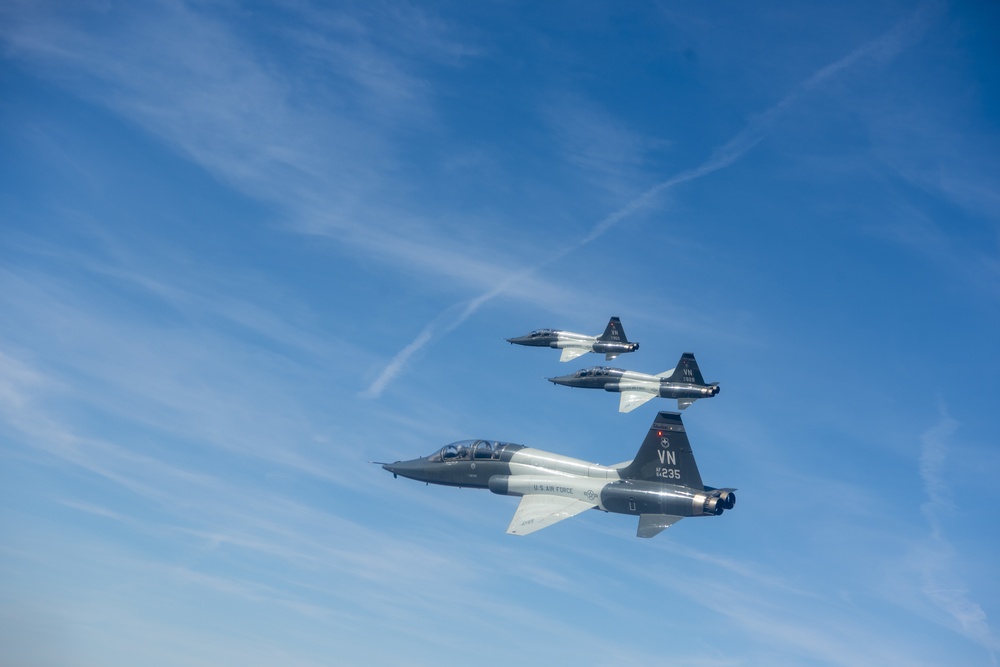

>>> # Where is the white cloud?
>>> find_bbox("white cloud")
[911,411,1000,659]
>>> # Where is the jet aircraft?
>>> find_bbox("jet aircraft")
[506,316,639,362]
[381,411,735,538]
[547,352,719,412]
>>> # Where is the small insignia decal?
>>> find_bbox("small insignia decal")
[660,437,670,448]
[584,490,598,501]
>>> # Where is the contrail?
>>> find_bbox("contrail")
[361,325,434,399]
[362,6,935,398]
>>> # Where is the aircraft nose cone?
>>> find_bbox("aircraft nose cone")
[382,458,428,481]
[383,460,418,476]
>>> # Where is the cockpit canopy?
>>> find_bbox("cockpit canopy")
[529,329,554,337]
[574,366,614,378]
[427,439,515,462]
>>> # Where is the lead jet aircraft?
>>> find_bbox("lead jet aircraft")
[547,352,719,412]
[381,411,735,537]
[506,316,639,362]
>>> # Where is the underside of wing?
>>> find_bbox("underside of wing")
[677,397,698,410]
[619,390,655,413]
[506,495,597,536]
[637,514,683,538]
[559,347,589,362]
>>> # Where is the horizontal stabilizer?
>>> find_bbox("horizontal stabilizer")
[619,391,655,413]
[655,367,676,379]
[678,397,698,410]
[605,352,619,361]
[506,495,597,536]
[637,514,683,538]
[559,347,589,362]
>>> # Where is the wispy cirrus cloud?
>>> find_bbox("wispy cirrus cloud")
[570,520,957,667]
[1,0,612,330]
[910,409,1000,661]
[542,92,669,198]
[0,252,375,492]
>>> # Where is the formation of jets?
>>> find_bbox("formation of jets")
[381,316,734,538]
[509,317,718,412]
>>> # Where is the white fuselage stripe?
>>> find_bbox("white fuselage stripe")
[508,448,621,479]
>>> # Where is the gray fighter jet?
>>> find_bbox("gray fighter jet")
[547,352,719,412]
[381,411,735,537]
[506,316,639,362]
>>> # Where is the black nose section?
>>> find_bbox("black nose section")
[382,458,430,481]
[382,460,417,478]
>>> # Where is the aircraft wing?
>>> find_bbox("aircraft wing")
[619,391,655,413]
[559,347,589,362]
[637,514,683,538]
[506,495,597,536]
[677,397,698,410]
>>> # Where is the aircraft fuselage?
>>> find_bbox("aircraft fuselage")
[384,446,722,517]
[548,367,720,400]
[507,331,638,355]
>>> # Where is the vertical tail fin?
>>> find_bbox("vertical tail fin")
[619,412,704,489]
[664,352,706,385]
[598,316,629,343]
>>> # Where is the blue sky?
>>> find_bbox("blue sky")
[1,1,998,665]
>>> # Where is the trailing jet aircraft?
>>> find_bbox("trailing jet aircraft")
[547,352,719,412]
[381,411,735,538]
[506,316,639,361]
